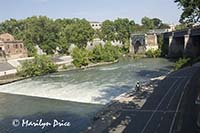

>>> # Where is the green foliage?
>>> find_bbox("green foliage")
[120,39,130,54]
[158,35,168,57]
[100,18,135,43]
[141,17,169,29]
[64,19,94,48]
[0,17,94,56]
[71,42,121,67]
[0,16,170,57]
[175,23,189,30]
[71,47,92,68]
[175,0,200,23]
[174,58,190,70]
[17,55,57,77]
[142,17,154,29]
[100,20,116,41]
[101,42,121,62]
[145,49,161,58]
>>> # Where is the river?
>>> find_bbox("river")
[0,58,174,132]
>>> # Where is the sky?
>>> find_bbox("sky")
[0,0,182,24]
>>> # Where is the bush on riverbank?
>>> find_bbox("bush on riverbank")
[71,47,92,67]
[174,58,191,70]
[17,55,58,77]
[174,56,200,70]
[145,49,161,58]
[91,42,120,63]
[71,42,121,67]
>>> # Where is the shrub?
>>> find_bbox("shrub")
[174,58,190,70]
[17,55,57,77]
[71,47,92,67]
[71,42,121,67]
[91,42,121,63]
[145,49,161,58]
[120,39,130,54]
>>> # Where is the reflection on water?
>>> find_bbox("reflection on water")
[0,58,174,132]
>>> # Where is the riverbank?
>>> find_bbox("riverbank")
[85,75,165,132]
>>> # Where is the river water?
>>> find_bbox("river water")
[0,58,174,132]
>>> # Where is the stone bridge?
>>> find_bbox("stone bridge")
[163,27,200,57]
[130,33,158,54]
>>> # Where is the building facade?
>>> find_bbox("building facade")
[130,33,158,54]
[90,22,102,30]
[0,33,27,59]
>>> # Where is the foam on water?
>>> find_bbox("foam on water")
[0,58,174,105]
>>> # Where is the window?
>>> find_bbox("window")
[20,44,23,48]
[15,44,18,49]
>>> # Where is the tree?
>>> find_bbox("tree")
[175,0,200,23]
[141,17,169,29]
[17,55,57,77]
[152,18,162,28]
[114,18,135,43]
[141,17,154,29]
[0,17,95,55]
[71,47,92,67]
[100,20,116,41]
[64,19,94,48]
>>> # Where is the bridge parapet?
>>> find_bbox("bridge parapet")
[164,27,200,57]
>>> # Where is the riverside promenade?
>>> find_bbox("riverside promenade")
[86,63,200,133]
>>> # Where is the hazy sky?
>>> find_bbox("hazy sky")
[0,0,182,24]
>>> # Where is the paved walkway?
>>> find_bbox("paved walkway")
[86,64,200,133]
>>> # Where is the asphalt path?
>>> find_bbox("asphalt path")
[101,66,200,133]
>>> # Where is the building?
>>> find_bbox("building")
[130,33,159,54]
[90,22,102,30]
[0,33,27,59]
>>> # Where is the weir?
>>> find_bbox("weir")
[0,58,174,105]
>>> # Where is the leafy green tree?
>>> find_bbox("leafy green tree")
[100,20,116,41]
[142,17,154,29]
[17,55,57,77]
[71,47,92,67]
[152,18,162,28]
[64,19,94,48]
[114,18,135,43]
[175,0,200,23]
[0,17,94,55]
[141,17,169,29]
